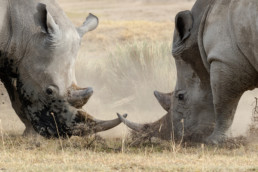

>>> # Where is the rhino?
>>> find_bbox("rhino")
[0,0,126,138]
[118,0,258,144]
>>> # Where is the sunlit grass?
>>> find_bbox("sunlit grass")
[0,133,257,171]
[79,20,174,47]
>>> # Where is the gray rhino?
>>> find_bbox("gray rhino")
[118,0,258,144]
[0,0,126,138]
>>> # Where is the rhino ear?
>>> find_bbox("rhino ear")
[36,3,60,36]
[77,13,99,38]
[174,10,193,43]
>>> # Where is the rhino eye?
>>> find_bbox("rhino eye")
[178,94,184,101]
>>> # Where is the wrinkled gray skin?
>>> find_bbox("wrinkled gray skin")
[0,0,126,138]
[119,0,258,144]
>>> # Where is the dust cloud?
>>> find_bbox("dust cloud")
[230,89,258,137]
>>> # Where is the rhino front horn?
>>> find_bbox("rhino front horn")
[117,113,144,132]
[117,113,172,140]
[73,111,128,135]
[68,87,93,108]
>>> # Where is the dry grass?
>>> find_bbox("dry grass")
[0,132,257,171]
[83,20,174,45]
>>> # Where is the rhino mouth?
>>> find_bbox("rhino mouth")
[29,107,127,138]
[29,108,74,138]
[118,113,213,142]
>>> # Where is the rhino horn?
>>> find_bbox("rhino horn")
[117,113,172,140]
[117,113,143,132]
[77,13,99,38]
[68,86,93,108]
[73,111,127,135]
[154,91,172,112]
[93,113,128,132]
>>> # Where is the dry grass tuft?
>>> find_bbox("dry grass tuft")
[247,97,258,142]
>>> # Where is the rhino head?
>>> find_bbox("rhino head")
[118,1,216,141]
[1,3,125,138]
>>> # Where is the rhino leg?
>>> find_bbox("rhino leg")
[1,77,37,136]
[206,62,245,144]
[10,94,38,136]
[14,110,37,136]
[22,120,37,136]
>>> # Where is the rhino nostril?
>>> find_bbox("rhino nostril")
[46,88,53,95]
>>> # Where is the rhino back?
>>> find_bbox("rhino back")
[229,0,258,72]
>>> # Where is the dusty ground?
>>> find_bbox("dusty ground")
[0,0,258,171]
[0,135,257,171]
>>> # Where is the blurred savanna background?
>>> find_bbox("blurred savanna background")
[0,0,257,171]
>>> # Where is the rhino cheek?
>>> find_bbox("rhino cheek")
[173,117,185,139]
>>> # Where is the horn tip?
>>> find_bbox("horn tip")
[117,113,127,123]
[122,113,128,118]
[154,90,160,98]
[87,87,94,94]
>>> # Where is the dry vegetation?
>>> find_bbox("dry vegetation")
[0,0,258,171]
[0,129,257,171]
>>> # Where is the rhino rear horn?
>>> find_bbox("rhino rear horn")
[36,3,60,36]
[77,13,99,37]
[154,91,172,112]
[68,87,93,108]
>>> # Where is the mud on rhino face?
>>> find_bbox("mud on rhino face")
[15,4,124,138]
